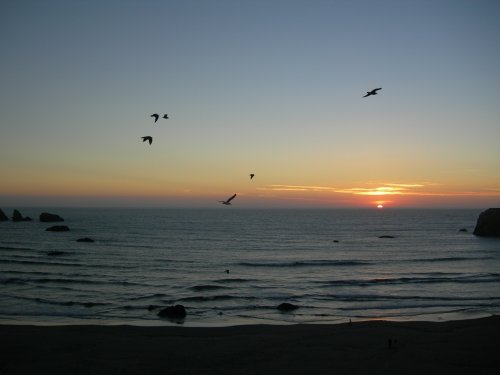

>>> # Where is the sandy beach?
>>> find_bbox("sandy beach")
[1,316,499,374]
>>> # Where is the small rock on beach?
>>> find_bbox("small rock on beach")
[158,305,187,319]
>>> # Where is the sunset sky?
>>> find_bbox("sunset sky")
[1,0,499,208]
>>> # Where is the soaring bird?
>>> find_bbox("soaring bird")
[141,136,153,145]
[218,194,237,205]
[249,174,255,180]
[162,114,169,119]
[151,114,159,122]
[363,88,382,97]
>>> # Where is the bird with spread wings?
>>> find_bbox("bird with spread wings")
[218,194,237,205]
[363,88,382,97]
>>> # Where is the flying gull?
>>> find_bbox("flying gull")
[162,114,169,119]
[218,193,237,205]
[363,88,382,97]
[141,136,153,145]
[151,114,159,123]
[249,174,255,180]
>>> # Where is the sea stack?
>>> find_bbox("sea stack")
[0,209,8,221]
[473,208,500,237]
[12,209,32,222]
[40,212,64,222]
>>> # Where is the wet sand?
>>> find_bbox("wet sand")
[1,316,499,374]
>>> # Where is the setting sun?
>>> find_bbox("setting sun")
[377,204,384,209]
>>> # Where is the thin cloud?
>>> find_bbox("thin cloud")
[259,185,337,192]
[335,184,500,197]
[258,183,500,198]
[334,186,408,196]
[384,183,425,188]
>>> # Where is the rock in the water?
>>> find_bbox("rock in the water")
[12,210,32,222]
[378,235,395,239]
[277,303,299,312]
[47,251,65,256]
[40,212,64,222]
[46,225,70,232]
[459,228,468,232]
[76,237,95,243]
[473,208,500,237]
[158,305,187,319]
[0,209,8,221]
[12,210,23,221]
[148,305,161,312]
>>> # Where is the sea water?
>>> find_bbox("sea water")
[1,208,499,326]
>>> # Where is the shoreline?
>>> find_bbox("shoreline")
[1,315,499,374]
[0,310,493,328]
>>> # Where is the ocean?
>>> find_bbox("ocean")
[1,208,499,326]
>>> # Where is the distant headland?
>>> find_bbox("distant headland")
[473,208,500,237]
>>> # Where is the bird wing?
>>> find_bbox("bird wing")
[374,88,382,92]
[151,114,159,122]
[363,93,370,97]
[227,194,237,202]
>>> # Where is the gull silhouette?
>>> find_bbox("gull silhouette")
[218,194,237,205]
[151,114,159,123]
[249,174,255,180]
[162,114,169,119]
[141,136,153,145]
[363,88,382,97]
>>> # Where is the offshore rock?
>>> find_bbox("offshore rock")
[76,237,95,243]
[46,225,70,232]
[158,305,187,319]
[47,251,65,256]
[12,210,32,222]
[40,212,64,222]
[0,209,8,221]
[473,208,500,237]
[277,303,299,312]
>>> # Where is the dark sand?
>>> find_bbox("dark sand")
[1,316,499,374]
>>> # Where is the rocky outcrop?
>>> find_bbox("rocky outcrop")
[76,237,95,243]
[473,208,500,237]
[46,225,70,232]
[12,210,32,222]
[378,235,395,239]
[40,212,64,222]
[277,303,299,312]
[158,305,187,319]
[12,210,23,221]
[0,209,8,221]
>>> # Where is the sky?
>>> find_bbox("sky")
[1,0,499,209]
